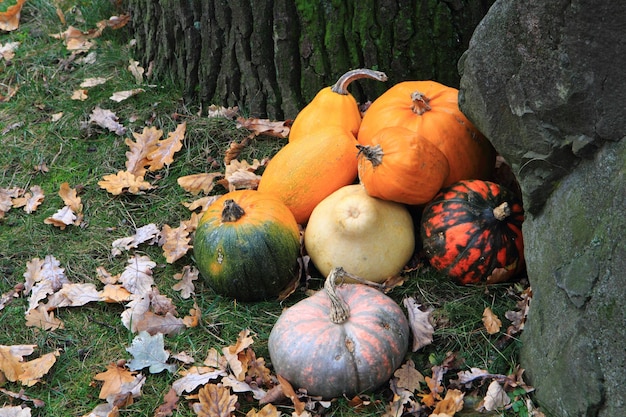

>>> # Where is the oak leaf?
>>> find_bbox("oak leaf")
[172,265,199,299]
[133,311,185,336]
[119,255,156,295]
[171,366,227,396]
[88,107,126,135]
[236,117,290,139]
[276,375,305,415]
[71,89,89,100]
[24,304,64,331]
[153,387,179,416]
[0,0,26,31]
[403,297,435,351]
[178,173,224,195]
[99,171,153,195]
[44,181,84,228]
[481,380,510,411]
[245,404,280,417]
[127,60,144,84]
[195,384,237,417]
[482,307,502,335]
[94,363,137,400]
[111,223,160,256]
[146,121,186,171]
[218,159,266,192]
[222,330,255,381]
[160,223,191,263]
[45,282,101,309]
[393,360,425,393]
[43,205,77,229]
[1,187,20,218]
[110,89,144,102]
[80,77,109,88]
[125,126,163,177]
[221,375,266,400]
[0,41,20,61]
[99,284,132,303]
[12,186,45,214]
[0,405,32,416]
[0,344,36,382]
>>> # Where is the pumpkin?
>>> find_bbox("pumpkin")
[357,80,496,186]
[304,184,414,283]
[357,126,450,205]
[420,179,525,285]
[258,125,359,224]
[193,190,300,301]
[288,68,388,142]
[268,267,410,399]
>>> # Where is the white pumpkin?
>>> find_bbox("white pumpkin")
[304,184,415,283]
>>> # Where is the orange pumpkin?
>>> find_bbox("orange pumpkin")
[357,126,450,205]
[258,125,359,224]
[289,68,387,142]
[357,81,496,186]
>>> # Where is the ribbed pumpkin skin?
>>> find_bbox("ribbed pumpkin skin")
[357,81,496,186]
[420,180,525,285]
[193,190,300,301]
[357,126,450,205]
[268,283,409,399]
[258,125,359,224]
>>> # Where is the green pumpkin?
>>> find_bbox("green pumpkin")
[193,190,301,301]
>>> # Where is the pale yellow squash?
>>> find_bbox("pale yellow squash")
[304,184,415,283]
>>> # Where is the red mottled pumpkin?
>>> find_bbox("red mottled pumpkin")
[193,190,300,301]
[268,268,410,399]
[420,180,525,285]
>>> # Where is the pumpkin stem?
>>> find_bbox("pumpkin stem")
[325,267,351,324]
[356,144,384,167]
[331,68,388,95]
[411,91,432,115]
[493,202,511,221]
[221,199,245,222]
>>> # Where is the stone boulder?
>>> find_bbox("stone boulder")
[458,1,626,416]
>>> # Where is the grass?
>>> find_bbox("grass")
[1,1,531,416]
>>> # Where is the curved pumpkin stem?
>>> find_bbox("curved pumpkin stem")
[493,202,511,221]
[356,144,384,167]
[331,68,388,95]
[410,91,432,115]
[221,199,245,222]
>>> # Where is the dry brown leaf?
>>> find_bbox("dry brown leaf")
[59,182,82,211]
[195,384,238,417]
[276,375,305,415]
[206,105,239,119]
[125,126,163,177]
[482,307,502,335]
[110,89,145,102]
[171,366,227,396]
[50,25,100,50]
[506,287,532,336]
[146,122,186,171]
[236,117,290,139]
[160,224,191,263]
[19,350,60,387]
[403,297,435,351]
[97,14,131,31]
[218,159,266,192]
[89,107,126,135]
[153,387,179,416]
[25,304,64,331]
[0,0,26,31]
[94,363,137,400]
[80,77,109,88]
[12,186,45,214]
[111,223,160,256]
[178,173,224,196]
[480,380,511,411]
[133,311,185,336]
[70,88,88,100]
[245,403,280,417]
[222,330,255,381]
[431,389,464,416]
[119,255,156,295]
[1,187,20,217]
[98,171,154,195]
[419,365,445,408]
[96,266,119,285]
[127,59,144,84]
[172,265,199,299]
[44,282,101,309]
[0,345,36,382]
[99,284,132,303]
[43,206,77,230]
[394,359,425,393]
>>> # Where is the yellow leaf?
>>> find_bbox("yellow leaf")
[147,122,186,171]
[94,363,137,400]
[482,307,502,335]
[19,350,60,387]
[0,0,26,31]
[98,171,154,195]
[196,384,237,417]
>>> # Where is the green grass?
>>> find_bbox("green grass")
[1,1,532,416]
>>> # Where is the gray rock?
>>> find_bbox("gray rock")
[458,0,626,416]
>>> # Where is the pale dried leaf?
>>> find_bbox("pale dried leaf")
[119,255,156,295]
[98,171,154,195]
[125,126,163,176]
[171,367,227,395]
[58,182,82,212]
[177,173,223,195]
[206,105,239,119]
[236,117,290,138]
[99,284,132,303]
[393,359,424,393]
[482,307,502,335]
[403,297,434,351]
[44,205,76,230]
[89,107,126,135]
[482,380,511,411]
[127,60,144,84]
[172,265,199,299]
[12,186,45,214]
[45,282,101,309]
[0,41,20,61]
[222,375,266,400]
[133,311,185,336]
[161,224,191,263]
[80,77,109,88]
[110,88,145,102]
[111,223,160,256]
[146,121,186,171]
[71,89,89,101]
[25,304,64,331]
[19,350,60,387]
[0,405,32,416]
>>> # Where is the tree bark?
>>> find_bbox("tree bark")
[128,0,494,120]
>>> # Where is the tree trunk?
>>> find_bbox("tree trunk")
[127,0,494,120]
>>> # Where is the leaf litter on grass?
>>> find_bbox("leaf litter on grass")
[0,1,542,416]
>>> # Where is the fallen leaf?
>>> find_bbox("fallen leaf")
[160,223,191,263]
[24,304,64,331]
[171,366,227,395]
[481,380,511,411]
[125,126,163,177]
[178,173,224,195]
[80,77,109,88]
[276,375,305,415]
[206,105,239,119]
[431,389,464,416]
[482,307,502,335]
[393,359,424,393]
[94,363,137,399]
[245,404,280,417]
[153,387,179,416]
[0,0,26,31]
[43,205,77,230]
[98,171,154,195]
[0,405,32,416]
[218,159,266,191]
[126,331,176,374]
[89,107,126,135]
[71,89,89,101]
[110,89,145,102]
[222,330,255,381]
[18,350,60,387]
[236,117,290,138]
[12,186,45,214]
[0,41,20,61]
[146,122,186,171]
[133,311,185,336]
[127,59,144,84]
[195,384,238,417]
[172,265,199,299]
[0,345,36,382]
[403,297,435,351]
[119,255,156,295]
[111,223,160,256]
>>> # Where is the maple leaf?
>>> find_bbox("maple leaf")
[24,304,64,331]
[403,297,435,351]
[178,173,224,195]
[146,121,186,171]
[172,265,199,299]
[18,350,60,387]
[119,255,156,295]
[109,89,145,102]
[160,223,191,263]
[0,0,26,31]
[393,360,425,393]
[89,107,126,135]
[12,185,45,214]
[482,307,502,334]
[126,331,176,374]
[111,223,160,256]
[171,366,227,395]
[94,363,138,400]
[125,126,163,177]
[98,171,154,195]
[195,384,238,417]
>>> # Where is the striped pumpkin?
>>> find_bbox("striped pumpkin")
[420,179,525,285]
[268,268,410,399]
